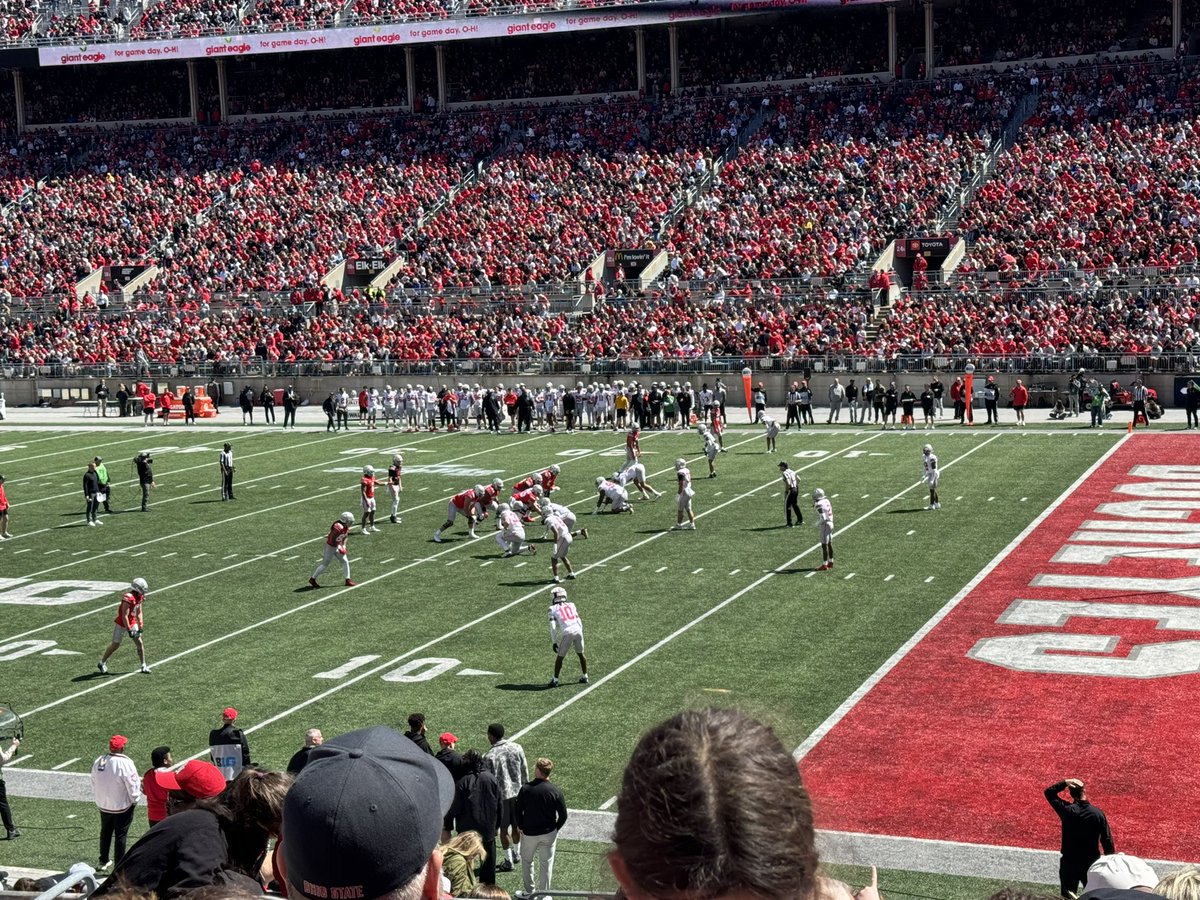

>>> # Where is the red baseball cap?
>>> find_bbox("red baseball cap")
[155,760,227,799]
[222,707,238,721]
[439,732,458,744]
[109,735,128,753]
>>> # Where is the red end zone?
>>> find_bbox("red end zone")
[800,434,1200,862]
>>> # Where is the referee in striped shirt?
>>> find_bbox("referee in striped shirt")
[1131,380,1149,429]
[779,461,803,527]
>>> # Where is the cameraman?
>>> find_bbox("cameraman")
[135,453,155,512]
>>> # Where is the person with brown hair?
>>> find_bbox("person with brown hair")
[93,765,290,900]
[1045,778,1115,899]
[440,831,486,896]
[608,707,820,900]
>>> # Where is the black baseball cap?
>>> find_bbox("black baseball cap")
[283,726,454,900]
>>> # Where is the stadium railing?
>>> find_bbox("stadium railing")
[5,353,1198,381]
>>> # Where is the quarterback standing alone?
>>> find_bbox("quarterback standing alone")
[97,578,151,674]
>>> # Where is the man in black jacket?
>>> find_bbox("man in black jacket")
[208,708,252,782]
[448,749,500,883]
[515,757,568,900]
[135,452,155,512]
[436,732,466,782]
[282,385,299,429]
[404,713,433,755]
[1045,777,1115,898]
[321,393,336,432]
[181,388,196,425]
[84,462,102,526]
[286,728,323,775]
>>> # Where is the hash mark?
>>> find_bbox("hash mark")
[599,796,618,811]
[446,559,461,567]
[692,567,704,574]
[13,548,31,554]
[955,496,963,501]
[987,496,995,502]
[906,530,916,536]
[844,573,855,580]
[861,494,870,498]
[884,574,895,582]
[924,576,935,583]
[73,550,90,556]
[161,552,177,558]
[805,571,816,578]
[728,568,741,576]
[481,560,495,567]
[223,553,238,559]
[271,485,283,490]
[285,555,300,561]
[418,487,429,492]
[714,491,723,496]
[130,551,147,557]
[771,492,781,498]
[620,565,632,572]
[831,493,840,498]
[44,549,61,555]
[192,553,208,559]
[655,565,668,573]
[514,561,527,568]
[379,558,394,565]
[1020,497,1028,502]
[51,758,81,770]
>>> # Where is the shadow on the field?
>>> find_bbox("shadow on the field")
[776,565,823,575]
[746,525,790,531]
[886,508,927,515]
[71,672,108,682]
[499,580,554,588]
[190,499,226,504]
[496,682,556,692]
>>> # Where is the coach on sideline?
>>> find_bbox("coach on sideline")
[1045,777,1116,898]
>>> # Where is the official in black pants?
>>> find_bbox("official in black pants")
[182,388,196,425]
[283,386,298,429]
[220,443,235,501]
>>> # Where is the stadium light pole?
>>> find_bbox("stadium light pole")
[923,0,934,80]
[887,6,897,79]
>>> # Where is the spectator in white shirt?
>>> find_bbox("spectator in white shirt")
[91,735,143,871]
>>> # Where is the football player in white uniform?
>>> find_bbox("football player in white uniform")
[813,488,834,570]
[763,415,780,453]
[699,427,720,477]
[538,497,581,534]
[671,458,697,530]
[547,586,588,686]
[546,511,587,582]
[594,476,633,514]
[923,444,940,510]
[496,503,537,558]
[613,463,663,500]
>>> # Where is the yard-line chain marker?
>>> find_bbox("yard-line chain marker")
[507,434,1003,747]
[0,432,556,648]
[13,433,643,685]
[6,431,347,510]
[795,432,1130,762]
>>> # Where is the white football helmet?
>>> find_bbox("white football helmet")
[549,464,560,475]
[363,465,375,476]
[811,488,826,502]
[474,484,486,496]
[537,498,552,512]
[550,586,567,602]
[611,471,621,482]
[392,454,403,466]
[532,485,545,497]
[491,478,504,490]
[923,444,933,454]
[340,511,356,525]
[595,476,606,488]
[675,458,686,470]
[498,503,511,514]
[131,577,148,594]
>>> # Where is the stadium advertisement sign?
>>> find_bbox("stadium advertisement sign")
[799,435,1200,863]
[38,0,886,66]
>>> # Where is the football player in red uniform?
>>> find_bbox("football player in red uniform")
[360,465,380,534]
[513,472,541,494]
[98,578,151,674]
[540,464,561,492]
[309,512,356,587]
[434,487,480,542]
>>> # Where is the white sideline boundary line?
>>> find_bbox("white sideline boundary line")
[17,432,650,717]
[172,433,882,756]
[2,766,1191,882]
[508,435,1000,744]
[793,432,1132,760]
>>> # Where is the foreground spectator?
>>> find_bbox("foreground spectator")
[514,757,567,900]
[282,725,455,900]
[609,707,823,899]
[93,763,288,899]
[1082,855,1163,899]
[1156,866,1200,900]
[286,728,324,775]
[91,735,142,872]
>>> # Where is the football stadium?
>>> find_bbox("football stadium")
[0,0,1198,898]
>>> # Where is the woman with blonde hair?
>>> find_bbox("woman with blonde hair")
[442,830,487,896]
[1157,866,1200,900]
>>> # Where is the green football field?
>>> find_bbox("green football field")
[0,421,1123,892]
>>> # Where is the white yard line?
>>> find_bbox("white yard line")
[793,432,1130,760]
[50,758,80,770]
[508,435,1002,745]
